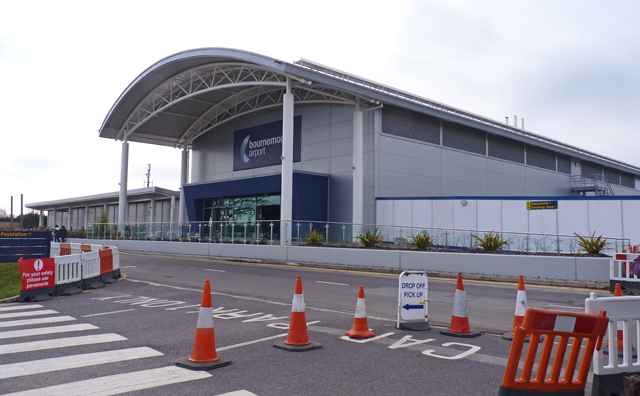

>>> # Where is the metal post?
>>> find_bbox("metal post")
[10,196,14,231]
[280,78,294,245]
[118,138,129,228]
[352,102,364,226]
[20,194,23,230]
[325,224,330,244]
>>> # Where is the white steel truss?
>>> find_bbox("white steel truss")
[116,62,362,147]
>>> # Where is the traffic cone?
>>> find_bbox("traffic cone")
[604,283,637,358]
[502,275,529,341]
[176,280,231,370]
[274,275,322,351]
[440,273,481,338]
[345,286,375,339]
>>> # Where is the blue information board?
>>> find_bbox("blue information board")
[0,231,51,263]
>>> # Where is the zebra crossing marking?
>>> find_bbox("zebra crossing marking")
[0,333,127,355]
[0,309,59,319]
[0,347,162,379]
[0,324,99,340]
[0,304,43,312]
[0,316,76,328]
[0,366,212,396]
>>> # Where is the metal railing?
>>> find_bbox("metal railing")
[85,221,628,255]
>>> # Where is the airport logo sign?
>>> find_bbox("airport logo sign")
[233,116,301,171]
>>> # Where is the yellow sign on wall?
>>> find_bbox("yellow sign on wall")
[526,201,558,210]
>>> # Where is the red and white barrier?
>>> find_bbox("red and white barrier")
[70,243,82,256]
[610,252,640,292]
[586,292,640,396]
[81,250,104,289]
[105,245,121,278]
[54,254,82,296]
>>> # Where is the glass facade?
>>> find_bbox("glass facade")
[202,194,281,240]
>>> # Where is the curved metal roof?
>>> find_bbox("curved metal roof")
[99,47,640,173]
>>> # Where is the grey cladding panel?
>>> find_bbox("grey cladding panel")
[557,154,571,174]
[382,105,440,144]
[526,145,556,171]
[442,122,486,155]
[604,166,620,185]
[582,160,602,178]
[488,134,524,163]
[621,172,635,188]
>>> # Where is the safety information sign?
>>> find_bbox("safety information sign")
[397,271,428,323]
[20,258,55,290]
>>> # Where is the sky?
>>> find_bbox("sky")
[1,0,639,215]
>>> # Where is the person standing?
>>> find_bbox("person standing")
[54,225,60,242]
[60,226,68,243]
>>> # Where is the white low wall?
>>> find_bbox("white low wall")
[70,238,609,284]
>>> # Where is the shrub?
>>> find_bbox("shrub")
[356,227,383,248]
[473,231,509,252]
[575,232,609,254]
[305,230,324,246]
[410,230,435,251]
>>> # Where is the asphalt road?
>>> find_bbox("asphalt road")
[0,252,612,396]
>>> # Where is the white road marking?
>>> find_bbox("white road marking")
[205,268,226,272]
[0,316,76,328]
[82,309,136,317]
[0,333,127,354]
[217,333,288,351]
[216,391,259,396]
[0,309,59,319]
[316,281,349,286]
[0,324,99,340]
[0,304,43,312]
[2,366,211,396]
[0,347,163,379]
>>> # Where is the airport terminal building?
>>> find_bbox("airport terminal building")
[28,48,640,242]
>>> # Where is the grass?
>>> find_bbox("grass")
[0,262,21,300]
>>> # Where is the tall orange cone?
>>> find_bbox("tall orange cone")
[502,275,529,341]
[274,275,322,351]
[604,283,637,358]
[440,273,481,338]
[176,280,231,370]
[345,286,375,338]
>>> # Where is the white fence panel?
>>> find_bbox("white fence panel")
[610,253,640,284]
[50,242,60,257]
[81,250,101,279]
[70,243,82,256]
[54,254,81,285]
[585,292,640,375]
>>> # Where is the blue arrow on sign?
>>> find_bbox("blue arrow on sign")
[402,304,423,310]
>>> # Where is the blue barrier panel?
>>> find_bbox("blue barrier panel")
[0,231,51,263]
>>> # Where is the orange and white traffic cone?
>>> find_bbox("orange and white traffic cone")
[176,280,231,370]
[502,275,529,341]
[604,283,637,358]
[440,273,481,338]
[345,286,375,339]
[273,275,322,351]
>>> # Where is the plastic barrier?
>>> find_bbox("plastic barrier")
[610,252,640,292]
[99,248,117,284]
[81,250,104,289]
[586,292,640,396]
[80,243,92,252]
[50,242,60,257]
[18,257,56,302]
[59,243,71,256]
[69,243,82,255]
[499,307,609,396]
[54,254,82,296]
[623,244,640,254]
[105,245,121,278]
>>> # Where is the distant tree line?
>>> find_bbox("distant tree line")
[0,211,44,228]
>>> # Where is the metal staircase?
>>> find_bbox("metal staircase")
[571,174,615,196]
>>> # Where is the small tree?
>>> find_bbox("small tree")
[94,211,109,237]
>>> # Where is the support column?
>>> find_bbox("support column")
[150,198,156,238]
[67,207,72,230]
[118,139,129,227]
[178,148,189,224]
[280,78,294,245]
[53,208,57,227]
[84,206,89,230]
[170,195,176,238]
[39,211,44,227]
[352,103,364,226]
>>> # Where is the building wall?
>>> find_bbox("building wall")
[191,103,376,224]
[377,197,640,244]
